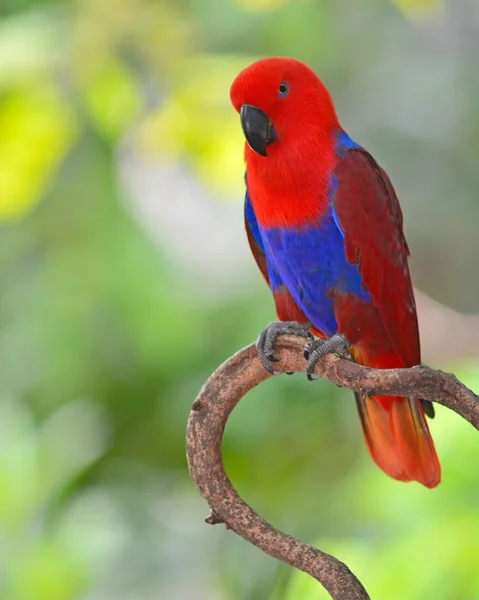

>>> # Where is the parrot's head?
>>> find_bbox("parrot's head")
[230,57,338,159]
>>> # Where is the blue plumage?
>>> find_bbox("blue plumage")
[334,130,359,155]
[259,207,370,337]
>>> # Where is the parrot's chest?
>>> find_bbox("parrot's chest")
[259,209,370,336]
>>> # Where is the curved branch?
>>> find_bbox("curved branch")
[186,335,479,599]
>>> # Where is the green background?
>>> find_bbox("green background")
[1,0,479,598]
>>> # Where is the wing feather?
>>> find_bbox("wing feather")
[333,148,420,367]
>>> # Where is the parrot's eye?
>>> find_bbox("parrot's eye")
[278,82,289,97]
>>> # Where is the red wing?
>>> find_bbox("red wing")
[333,148,420,367]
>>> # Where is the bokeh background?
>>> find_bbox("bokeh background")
[1,0,479,598]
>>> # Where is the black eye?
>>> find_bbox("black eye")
[278,81,289,97]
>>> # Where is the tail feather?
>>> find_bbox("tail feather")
[355,393,441,488]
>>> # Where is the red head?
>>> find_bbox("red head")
[230,57,340,227]
[230,57,339,160]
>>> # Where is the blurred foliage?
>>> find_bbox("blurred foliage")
[1,0,479,598]
[392,0,443,19]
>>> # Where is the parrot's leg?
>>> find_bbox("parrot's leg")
[304,334,351,381]
[256,321,313,374]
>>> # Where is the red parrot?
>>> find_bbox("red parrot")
[230,57,440,488]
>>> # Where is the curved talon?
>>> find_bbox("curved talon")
[256,350,276,375]
[304,338,325,360]
[304,334,350,381]
[256,320,312,375]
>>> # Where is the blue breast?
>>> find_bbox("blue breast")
[259,207,370,337]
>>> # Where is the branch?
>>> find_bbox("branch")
[186,335,479,599]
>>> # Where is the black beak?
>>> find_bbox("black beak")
[240,105,276,157]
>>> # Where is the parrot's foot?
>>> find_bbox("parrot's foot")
[304,334,351,381]
[256,321,313,374]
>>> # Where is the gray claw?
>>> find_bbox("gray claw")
[305,334,350,381]
[256,321,312,374]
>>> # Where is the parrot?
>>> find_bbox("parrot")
[230,57,440,488]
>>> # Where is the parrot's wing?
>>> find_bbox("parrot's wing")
[332,147,420,367]
[245,189,269,285]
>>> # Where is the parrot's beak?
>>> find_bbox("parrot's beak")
[240,105,276,157]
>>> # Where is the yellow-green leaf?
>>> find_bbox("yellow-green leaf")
[0,86,77,221]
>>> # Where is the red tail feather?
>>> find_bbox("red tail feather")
[355,393,441,488]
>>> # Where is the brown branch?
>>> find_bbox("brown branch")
[186,335,479,599]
